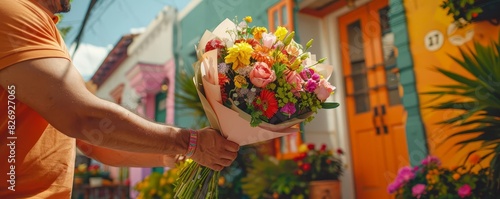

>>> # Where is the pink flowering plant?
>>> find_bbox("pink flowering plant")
[206,16,338,127]
[388,155,499,199]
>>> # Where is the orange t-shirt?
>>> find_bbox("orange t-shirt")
[0,0,76,198]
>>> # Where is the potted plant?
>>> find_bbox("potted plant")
[293,143,344,199]
[74,164,90,185]
[241,154,305,199]
[388,155,499,198]
[424,35,500,182]
[441,0,500,28]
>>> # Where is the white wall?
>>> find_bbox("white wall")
[296,0,379,196]
[95,7,176,110]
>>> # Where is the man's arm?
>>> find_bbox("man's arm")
[76,140,177,167]
[0,58,239,171]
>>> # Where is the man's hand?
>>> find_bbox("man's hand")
[189,128,239,171]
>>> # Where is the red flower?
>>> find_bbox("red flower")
[254,90,278,118]
[320,144,327,152]
[337,148,344,155]
[472,12,479,18]
[219,73,230,102]
[301,163,311,171]
[245,38,260,47]
[293,152,307,162]
[307,143,315,150]
[205,39,225,52]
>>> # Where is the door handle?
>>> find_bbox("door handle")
[380,105,388,134]
[373,106,380,135]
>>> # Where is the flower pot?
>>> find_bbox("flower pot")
[309,180,341,199]
[89,177,103,187]
[472,0,500,25]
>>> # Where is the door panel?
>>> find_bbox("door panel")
[369,0,410,183]
[339,4,390,199]
[339,0,409,198]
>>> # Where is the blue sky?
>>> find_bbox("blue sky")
[59,0,191,79]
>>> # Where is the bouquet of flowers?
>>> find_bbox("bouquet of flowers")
[174,16,338,198]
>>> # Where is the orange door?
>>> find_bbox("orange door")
[339,0,409,198]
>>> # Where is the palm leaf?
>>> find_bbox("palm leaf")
[175,69,208,128]
[425,36,500,182]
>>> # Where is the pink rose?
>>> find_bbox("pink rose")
[285,71,303,93]
[314,79,336,101]
[262,33,277,48]
[458,184,471,198]
[250,62,276,88]
[412,184,426,198]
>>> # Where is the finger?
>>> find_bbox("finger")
[219,150,238,161]
[224,141,240,152]
[217,158,233,167]
[209,164,224,171]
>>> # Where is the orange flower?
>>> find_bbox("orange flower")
[251,45,274,67]
[218,176,225,186]
[453,173,461,180]
[469,154,480,165]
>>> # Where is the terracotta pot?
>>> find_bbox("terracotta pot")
[309,180,341,199]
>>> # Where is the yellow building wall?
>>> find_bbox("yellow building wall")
[404,0,499,167]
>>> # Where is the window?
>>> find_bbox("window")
[268,0,294,32]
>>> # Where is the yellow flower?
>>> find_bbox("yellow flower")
[290,59,301,71]
[234,75,247,88]
[274,26,288,41]
[160,178,167,186]
[218,176,226,186]
[274,50,288,64]
[149,188,157,196]
[225,42,254,70]
[252,27,267,40]
[244,16,252,23]
[298,144,308,153]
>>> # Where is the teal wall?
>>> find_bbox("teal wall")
[173,0,280,128]
[389,0,428,165]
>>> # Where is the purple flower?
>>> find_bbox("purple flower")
[300,70,309,80]
[300,68,315,80]
[387,178,404,194]
[397,166,415,182]
[280,102,296,117]
[421,155,441,166]
[412,184,426,198]
[458,184,472,198]
[305,79,318,92]
[218,63,230,74]
[311,73,320,81]
[413,166,420,172]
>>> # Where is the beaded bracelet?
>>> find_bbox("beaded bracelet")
[185,129,198,158]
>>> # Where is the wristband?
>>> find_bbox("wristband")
[185,129,198,158]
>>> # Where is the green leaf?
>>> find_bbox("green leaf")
[321,102,340,109]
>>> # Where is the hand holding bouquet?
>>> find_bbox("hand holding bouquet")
[174,16,338,198]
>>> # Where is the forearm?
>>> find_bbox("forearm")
[76,140,177,167]
[73,98,189,156]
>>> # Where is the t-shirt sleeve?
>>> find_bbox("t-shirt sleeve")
[0,1,70,70]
